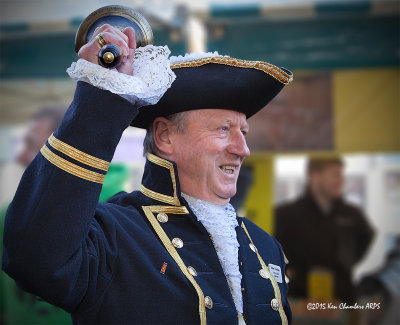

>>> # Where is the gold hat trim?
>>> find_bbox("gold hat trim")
[171,56,293,85]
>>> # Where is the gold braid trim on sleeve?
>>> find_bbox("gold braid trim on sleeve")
[48,134,110,171]
[40,145,105,184]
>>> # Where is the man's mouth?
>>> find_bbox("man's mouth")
[219,165,236,174]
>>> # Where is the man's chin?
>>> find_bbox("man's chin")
[215,189,237,202]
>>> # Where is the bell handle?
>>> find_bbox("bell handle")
[98,44,122,68]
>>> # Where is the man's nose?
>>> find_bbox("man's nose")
[228,132,250,158]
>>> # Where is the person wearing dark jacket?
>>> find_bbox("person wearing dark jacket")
[2,25,293,324]
[275,157,374,303]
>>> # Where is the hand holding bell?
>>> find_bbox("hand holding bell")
[95,31,124,69]
[75,5,154,72]
[78,24,136,75]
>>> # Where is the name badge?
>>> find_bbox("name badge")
[269,264,283,283]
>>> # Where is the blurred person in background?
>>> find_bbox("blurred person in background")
[275,156,374,305]
[15,108,66,168]
[0,107,130,324]
[0,107,71,324]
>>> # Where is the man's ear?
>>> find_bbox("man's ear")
[153,117,174,156]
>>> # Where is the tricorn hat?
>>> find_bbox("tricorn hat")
[131,53,293,129]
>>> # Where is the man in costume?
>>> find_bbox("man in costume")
[3,24,293,324]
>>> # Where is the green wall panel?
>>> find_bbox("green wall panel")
[0,29,185,78]
[208,15,399,70]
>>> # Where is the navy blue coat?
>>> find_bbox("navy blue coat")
[2,82,291,324]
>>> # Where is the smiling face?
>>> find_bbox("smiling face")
[167,109,250,205]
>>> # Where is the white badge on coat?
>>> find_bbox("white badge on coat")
[268,264,283,283]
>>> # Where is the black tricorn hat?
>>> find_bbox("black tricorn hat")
[131,55,293,129]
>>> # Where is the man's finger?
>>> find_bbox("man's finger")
[123,27,136,50]
[92,24,129,46]
[95,32,130,56]
[117,48,135,76]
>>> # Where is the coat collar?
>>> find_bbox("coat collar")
[140,153,182,206]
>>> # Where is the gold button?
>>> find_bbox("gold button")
[205,296,213,309]
[102,51,115,64]
[271,298,280,311]
[172,237,183,248]
[249,243,258,253]
[187,266,198,276]
[259,268,270,279]
[157,213,168,223]
[241,287,245,292]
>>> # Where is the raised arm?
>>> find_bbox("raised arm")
[2,26,139,312]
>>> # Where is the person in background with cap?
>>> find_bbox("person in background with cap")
[2,24,293,324]
[275,157,374,305]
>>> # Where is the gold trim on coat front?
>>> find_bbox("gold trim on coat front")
[242,221,288,325]
[142,205,206,325]
[149,205,189,214]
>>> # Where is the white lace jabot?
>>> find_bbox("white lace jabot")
[182,193,244,315]
[66,45,175,107]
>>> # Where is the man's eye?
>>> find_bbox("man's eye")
[221,126,228,131]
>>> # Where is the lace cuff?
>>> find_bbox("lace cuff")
[66,45,176,107]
